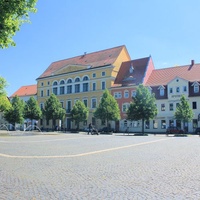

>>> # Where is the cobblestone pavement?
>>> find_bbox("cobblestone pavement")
[0,132,200,199]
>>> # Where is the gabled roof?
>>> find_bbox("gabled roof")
[38,45,128,79]
[114,56,150,85]
[146,62,200,86]
[10,84,37,98]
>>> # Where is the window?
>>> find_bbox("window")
[92,73,96,78]
[66,101,71,113]
[122,103,129,112]
[161,120,166,129]
[75,77,80,82]
[114,92,122,99]
[193,102,197,109]
[83,83,89,92]
[91,98,97,108]
[75,84,80,93]
[47,89,50,96]
[102,71,105,76]
[176,103,180,108]
[60,101,64,108]
[145,121,150,129]
[83,76,89,81]
[101,81,106,90]
[193,119,198,129]
[41,82,44,86]
[153,120,158,129]
[132,91,136,97]
[183,86,187,92]
[169,88,173,94]
[67,85,72,94]
[124,90,129,98]
[161,104,165,111]
[53,81,58,95]
[169,103,173,111]
[41,90,43,97]
[53,87,57,95]
[67,79,72,84]
[48,81,50,85]
[60,86,65,95]
[194,84,199,93]
[169,119,174,126]
[92,82,96,91]
[83,99,88,107]
[40,103,44,110]
[160,88,164,96]
[176,87,180,93]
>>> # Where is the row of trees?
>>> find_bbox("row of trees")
[0,81,194,133]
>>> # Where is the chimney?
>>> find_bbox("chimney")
[191,60,195,66]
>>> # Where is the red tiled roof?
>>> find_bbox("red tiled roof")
[146,63,200,86]
[38,45,127,79]
[114,57,150,85]
[10,84,37,97]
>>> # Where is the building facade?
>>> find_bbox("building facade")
[36,45,131,130]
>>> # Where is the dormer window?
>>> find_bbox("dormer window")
[129,64,134,73]
[194,85,199,93]
[158,85,165,96]
[192,82,200,93]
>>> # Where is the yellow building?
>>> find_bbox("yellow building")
[36,45,130,130]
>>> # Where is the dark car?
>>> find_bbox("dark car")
[100,127,115,133]
[166,126,185,134]
[194,127,200,135]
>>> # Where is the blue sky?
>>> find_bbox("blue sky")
[1,0,200,96]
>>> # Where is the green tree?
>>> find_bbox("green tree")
[94,89,120,129]
[3,96,25,128]
[0,76,8,96]
[42,94,66,130]
[0,95,11,112]
[70,100,89,130]
[24,96,42,126]
[174,95,194,131]
[127,84,157,134]
[0,0,37,48]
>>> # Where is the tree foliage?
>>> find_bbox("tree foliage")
[3,96,25,126]
[70,100,89,130]
[127,84,157,134]
[0,76,8,96]
[94,89,120,127]
[42,94,66,128]
[175,95,194,124]
[24,96,42,123]
[0,95,11,112]
[0,0,37,48]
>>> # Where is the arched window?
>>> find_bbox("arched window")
[67,79,72,84]
[75,77,80,82]
[83,76,89,92]
[67,79,72,93]
[53,81,58,95]
[75,77,80,93]
[59,80,65,95]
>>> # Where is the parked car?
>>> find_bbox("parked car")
[99,127,115,133]
[194,127,200,135]
[166,126,185,134]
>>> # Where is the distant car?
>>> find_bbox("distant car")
[100,127,115,133]
[194,127,200,135]
[166,126,185,134]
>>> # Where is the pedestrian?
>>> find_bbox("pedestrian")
[88,123,93,135]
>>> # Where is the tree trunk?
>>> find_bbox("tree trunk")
[142,119,144,135]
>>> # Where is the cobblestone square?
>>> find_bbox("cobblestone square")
[0,132,200,199]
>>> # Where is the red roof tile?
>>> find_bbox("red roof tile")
[146,63,200,86]
[10,84,37,97]
[38,45,127,79]
[114,57,150,85]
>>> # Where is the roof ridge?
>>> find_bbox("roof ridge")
[51,45,126,64]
